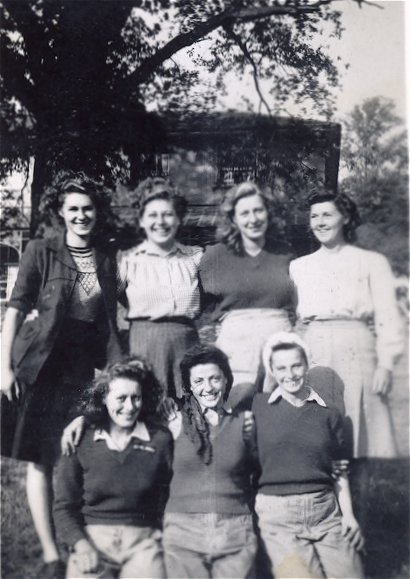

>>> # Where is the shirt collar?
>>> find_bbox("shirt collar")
[93,421,151,443]
[267,386,327,408]
[134,240,188,257]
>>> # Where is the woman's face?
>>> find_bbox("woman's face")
[309,201,348,247]
[233,194,269,244]
[59,192,97,241]
[104,378,142,430]
[189,363,227,411]
[139,198,180,250]
[270,347,308,396]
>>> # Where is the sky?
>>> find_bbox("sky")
[209,0,408,123]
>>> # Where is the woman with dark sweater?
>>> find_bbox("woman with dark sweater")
[252,332,364,579]
[162,344,257,579]
[199,182,294,393]
[54,358,172,579]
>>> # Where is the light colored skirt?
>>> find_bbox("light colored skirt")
[216,308,291,386]
[303,320,397,459]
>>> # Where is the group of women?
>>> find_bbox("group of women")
[1,172,402,579]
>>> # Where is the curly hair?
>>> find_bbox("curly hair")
[216,181,280,255]
[80,357,164,429]
[131,177,188,223]
[179,345,234,465]
[37,170,116,246]
[307,186,361,243]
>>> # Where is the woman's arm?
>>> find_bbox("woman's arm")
[54,452,100,573]
[334,474,364,552]
[370,253,403,394]
[1,307,25,400]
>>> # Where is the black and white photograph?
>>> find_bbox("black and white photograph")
[0,1,408,578]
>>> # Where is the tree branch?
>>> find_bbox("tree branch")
[126,2,326,86]
[224,25,272,116]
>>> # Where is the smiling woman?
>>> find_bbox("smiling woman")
[200,182,295,395]
[54,357,172,579]
[0,172,122,579]
[118,177,203,399]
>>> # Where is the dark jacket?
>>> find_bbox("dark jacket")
[8,234,122,385]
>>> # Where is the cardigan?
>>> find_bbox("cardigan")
[252,393,346,495]
[54,425,173,548]
[199,243,294,323]
[8,233,122,385]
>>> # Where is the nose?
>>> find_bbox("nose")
[124,397,135,411]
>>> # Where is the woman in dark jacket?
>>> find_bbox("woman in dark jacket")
[1,172,122,579]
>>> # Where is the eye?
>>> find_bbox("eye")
[117,396,126,402]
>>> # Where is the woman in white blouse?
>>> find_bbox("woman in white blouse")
[290,191,402,461]
[118,178,203,399]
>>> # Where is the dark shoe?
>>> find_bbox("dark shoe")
[39,560,66,579]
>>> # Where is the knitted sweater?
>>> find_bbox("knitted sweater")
[252,393,346,495]
[166,411,255,514]
[54,426,173,547]
[199,243,294,323]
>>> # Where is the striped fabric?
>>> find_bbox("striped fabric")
[118,241,203,320]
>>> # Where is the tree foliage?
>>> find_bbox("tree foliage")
[339,97,408,275]
[0,0,364,233]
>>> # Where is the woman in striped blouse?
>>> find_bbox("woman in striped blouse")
[118,177,203,400]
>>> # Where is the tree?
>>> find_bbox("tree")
[339,97,408,274]
[1,0,368,234]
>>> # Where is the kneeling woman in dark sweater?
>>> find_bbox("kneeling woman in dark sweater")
[54,358,172,579]
[163,344,257,579]
[252,333,364,579]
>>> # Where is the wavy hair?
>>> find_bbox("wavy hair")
[132,177,188,223]
[37,171,116,246]
[307,187,361,243]
[216,181,280,255]
[179,345,233,465]
[80,357,164,429]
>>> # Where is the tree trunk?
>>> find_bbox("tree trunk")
[29,152,50,237]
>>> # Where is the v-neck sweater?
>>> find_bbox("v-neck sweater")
[54,426,173,547]
[199,243,294,323]
[252,393,346,495]
[166,411,254,514]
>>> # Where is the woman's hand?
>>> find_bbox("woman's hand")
[0,367,20,401]
[372,367,393,396]
[158,397,178,422]
[331,459,350,480]
[61,416,85,455]
[242,410,255,441]
[341,514,365,552]
[73,539,99,574]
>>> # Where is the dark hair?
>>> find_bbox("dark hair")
[216,181,280,255]
[80,357,164,429]
[307,188,361,243]
[270,342,308,367]
[37,171,115,245]
[179,345,234,465]
[132,177,188,223]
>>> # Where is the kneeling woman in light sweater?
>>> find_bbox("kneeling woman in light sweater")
[252,333,364,579]
[163,344,257,579]
[54,358,172,579]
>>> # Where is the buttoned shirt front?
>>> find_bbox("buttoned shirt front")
[118,241,203,320]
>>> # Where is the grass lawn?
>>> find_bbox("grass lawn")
[1,338,409,579]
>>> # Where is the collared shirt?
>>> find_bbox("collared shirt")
[118,241,203,320]
[168,403,232,440]
[94,421,151,451]
[268,386,327,408]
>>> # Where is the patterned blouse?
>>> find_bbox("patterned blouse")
[118,241,203,320]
